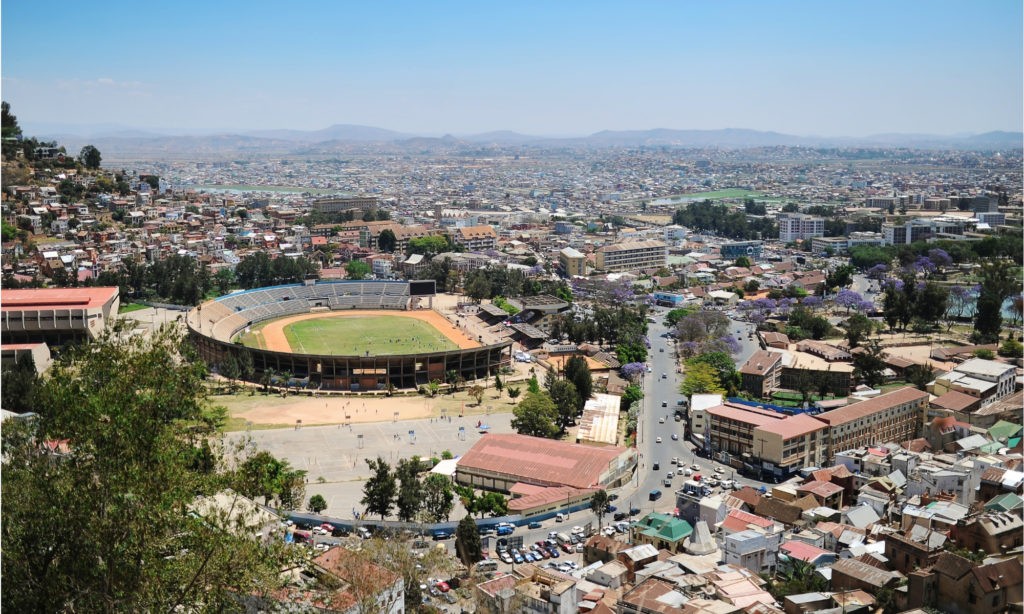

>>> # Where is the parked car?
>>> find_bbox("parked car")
[671,433,679,440]
[613,512,628,521]
[528,521,542,529]
[436,582,450,593]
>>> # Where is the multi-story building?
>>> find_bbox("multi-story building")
[558,247,586,277]
[312,195,379,214]
[751,413,830,481]
[930,358,1017,407]
[815,387,929,462]
[593,240,667,272]
[452,225,498,252]
[811,232,885,255]
[882,217,969,245]
[720,240,763,260]
[778,212,825,243]
[2,287,120,344]
[739,350,784,398]
[706,402,785,460]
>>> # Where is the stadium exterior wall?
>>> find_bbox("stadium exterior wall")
[186,280,511,391]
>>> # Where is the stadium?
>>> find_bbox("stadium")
[187,280,512,391]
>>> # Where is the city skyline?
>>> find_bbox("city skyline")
[2,0,1022,137]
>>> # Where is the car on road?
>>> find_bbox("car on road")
[714,466,725,474]
[705,478,719,487]
[571,526,584,536]
[671,433,679,440]
[658,417,665,423]
[613,512,628,521]
[528,521,542,529]
[649,489,662,501]
[720,479,735,489]
[605,504,617,512]
[432,530,451,540]
[662,373,667,379]
[629,506,641,516]
[656,436,662,443]
[671,457,679,465]
[691,464,701,471]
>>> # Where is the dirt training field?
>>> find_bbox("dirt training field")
[239,309,481,355]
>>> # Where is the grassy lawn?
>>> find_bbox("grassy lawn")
[282,315,457,355]
[118,303,149,314]
[675,188,764,200]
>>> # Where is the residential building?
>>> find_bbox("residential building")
[778,212,825,243]
[593,240,667,272]
[706,402,785,461]
[721,529,776,575]
[452,225,498,251]
[815,387,929,462]
[930,358,1016,407]
[949,512,1024,555]
[558,247,586,277]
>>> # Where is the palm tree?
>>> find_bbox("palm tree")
[507,386,521,401]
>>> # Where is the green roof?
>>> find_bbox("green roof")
[637,512,693,543]
[988,420,1023,442]
[984,492,1023,512]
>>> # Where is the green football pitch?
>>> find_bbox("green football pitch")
[281,315,458,355]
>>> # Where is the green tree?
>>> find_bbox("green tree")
[999,339,1024,359]
[853,339,887,388]
[549,379,580,431]
[824,264,854,291]
[973,348,995,360]
[844,313,874,349]
[621,383,644,411]
[346,259,371,280]
[681,361,726,396]
[308,494,328,514]
[78,144,102,169]
[476,491,508,517]
[526,374,541,394]
[563,355,593,410]
[395,457,424,522]
[377,228,397,253]
[493,372,504,393]
[2,326,285,611]
[904,363,935,391]
[590,490,610,531]
[237,350,255,392]
[220,352,241,393]
[974,259,1021,343]
[686,352,739,396]
[0,352,38,413]
[2,100,23,160]
[468,384,486,406]
[213,268,235,295]
[422,473,455,522]
[455,515,483,568]
[767,559,827,601]
[734,256,752,268]
[511,391,560,438]
[360,457,396,520]
[507,385,521,400]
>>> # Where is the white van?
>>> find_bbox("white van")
[555,512,566,522]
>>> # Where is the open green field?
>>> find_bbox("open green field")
[677,188,764,200]
[275,315,457,355]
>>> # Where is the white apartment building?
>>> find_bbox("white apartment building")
[930,358,1016,406]
[594,240,667,272]
[778,213,825,243]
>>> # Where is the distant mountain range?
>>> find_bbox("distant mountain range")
[24,122,1023,158]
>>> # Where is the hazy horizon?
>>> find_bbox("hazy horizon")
[3,1,1021,137]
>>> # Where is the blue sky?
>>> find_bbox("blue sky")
[3,1,1021,136]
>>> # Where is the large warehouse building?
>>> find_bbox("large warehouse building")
[456,433,636,493]
[1,287,120,344]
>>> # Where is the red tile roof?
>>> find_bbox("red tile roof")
[457,433,629,489]
[721,508,775,532]
[754,413,828,440]
[815,387,928,426]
